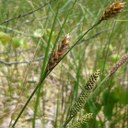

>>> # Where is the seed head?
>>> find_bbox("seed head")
[69,70,100,118]
[101,1,125,20]
[109,54,128,76]
[69,113,93,128]
[46,34,70,72]
[69,90,90,118]
[85,69,100,90]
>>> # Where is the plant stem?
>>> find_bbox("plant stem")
[12,71,47,128]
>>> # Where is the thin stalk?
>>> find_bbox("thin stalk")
[11,71,47,127]
[32,6,60,128]
[0,0,56,25]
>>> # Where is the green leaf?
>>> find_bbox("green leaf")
[103,103,114,120]
[113,86,128,105]
[102,89,117,120]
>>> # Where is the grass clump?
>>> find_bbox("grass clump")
[0,0,127,128]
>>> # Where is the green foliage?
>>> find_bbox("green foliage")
[102,89,116,120]
[112,86,128,105]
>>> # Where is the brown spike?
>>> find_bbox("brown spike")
[101,1,125,20]
[46,34,70,72]
[109,54,128,76]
